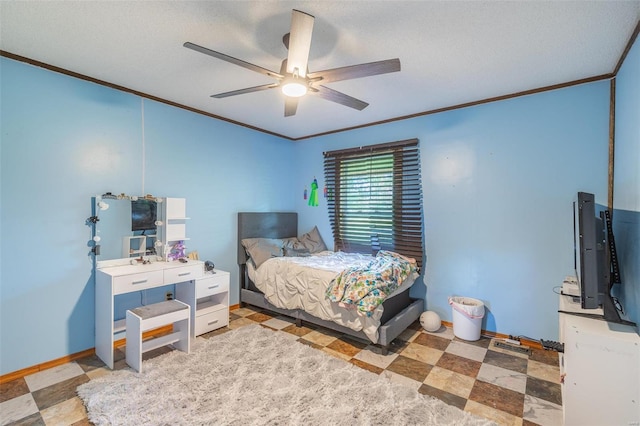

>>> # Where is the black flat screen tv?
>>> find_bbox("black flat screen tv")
[575,192,606,309]
[574,192,634,325]
[131,199,157,232]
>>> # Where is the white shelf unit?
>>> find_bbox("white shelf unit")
[123,235,146,257]
[122,234,156,257]
[163,197,189,243]
[176,270,229,337]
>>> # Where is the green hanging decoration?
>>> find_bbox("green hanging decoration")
[308,178,319,207]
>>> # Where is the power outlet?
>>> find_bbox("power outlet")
[165,291,173,301]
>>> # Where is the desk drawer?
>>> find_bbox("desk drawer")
[196,274,229,298]
[195,308,228,336]
[113,270,164,295]
[164,264,202,283]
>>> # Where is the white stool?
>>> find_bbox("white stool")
[126,300,190,372]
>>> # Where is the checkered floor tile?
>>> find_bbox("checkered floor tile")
[0,306,562,425]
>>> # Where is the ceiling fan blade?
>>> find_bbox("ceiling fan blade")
[307,58,400,84]
[284,97,298,117]
[184,42,283,79]
[311,86,369,111]
[211,83,279,98]
[286,10,314,77]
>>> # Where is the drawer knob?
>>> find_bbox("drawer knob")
[178,272,191,277]
[207,319,219,326]
[208,285,219,290]
[132,279,148,285]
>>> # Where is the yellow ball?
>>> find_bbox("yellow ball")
[420,311,441,332]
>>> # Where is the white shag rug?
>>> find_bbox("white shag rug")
[78,324,495,426]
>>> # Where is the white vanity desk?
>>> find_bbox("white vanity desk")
[95,259,204,369]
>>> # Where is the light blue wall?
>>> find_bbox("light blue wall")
[0,58,294,375]
[294,81,610,342]
[613,35,640,328]
[0,52,622,375]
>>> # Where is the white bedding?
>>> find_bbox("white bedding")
[246,251,418,343]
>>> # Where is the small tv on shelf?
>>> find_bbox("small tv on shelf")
[574,192,634,325]
[131,199,157,232]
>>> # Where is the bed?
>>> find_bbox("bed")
[237,212,424,354]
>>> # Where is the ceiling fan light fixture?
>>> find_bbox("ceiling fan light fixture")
[281,81,308,97]
[281,67,308,98]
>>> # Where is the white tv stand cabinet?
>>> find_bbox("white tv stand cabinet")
[559,294,640,425]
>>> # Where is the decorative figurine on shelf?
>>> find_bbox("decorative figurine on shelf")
[308,178,319,207]
[167,241,186,261]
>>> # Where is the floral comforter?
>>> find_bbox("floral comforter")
[326,250,418,317]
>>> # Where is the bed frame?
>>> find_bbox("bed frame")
[237,212,424,354]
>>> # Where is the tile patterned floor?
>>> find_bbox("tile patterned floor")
[1,306,562,425]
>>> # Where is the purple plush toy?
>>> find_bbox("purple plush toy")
[167,241,186,261]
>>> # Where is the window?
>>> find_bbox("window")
[323,138,423,267]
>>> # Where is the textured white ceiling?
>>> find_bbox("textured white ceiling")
[1,1,639,139]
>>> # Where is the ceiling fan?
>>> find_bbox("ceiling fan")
[184,9,401,117]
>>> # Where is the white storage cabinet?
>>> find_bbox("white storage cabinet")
[176,270,229,336]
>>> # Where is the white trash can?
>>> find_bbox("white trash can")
[448,296,485,341]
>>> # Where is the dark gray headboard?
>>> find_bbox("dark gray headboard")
[237,212,298,265]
